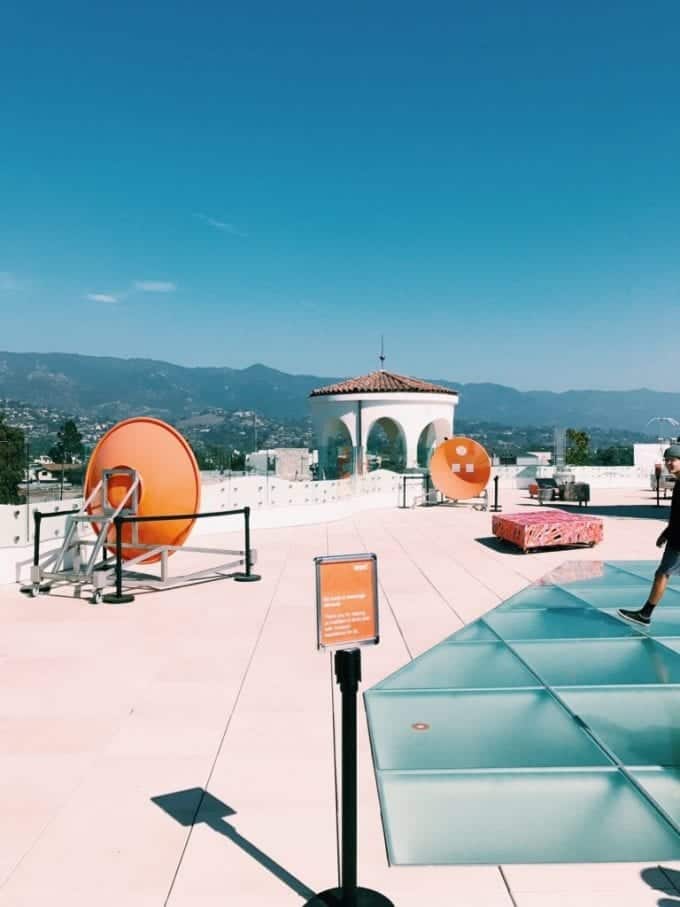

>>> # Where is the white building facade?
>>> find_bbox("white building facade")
[309,370,459,478]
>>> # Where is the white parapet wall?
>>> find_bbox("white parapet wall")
[0,470,408,585]
[493,464,650,489]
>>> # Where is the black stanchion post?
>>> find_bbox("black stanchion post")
[234,506,261,582]
[33,510,42,567]
[489,474,502,512]
[115,517,123,597]
[656,474,661,508]
[338,648,359,900]
[103,516,135,603]
[305,647,393,907]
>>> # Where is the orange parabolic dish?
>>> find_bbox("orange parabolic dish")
[429,436,491,500]
[84,417,201,563]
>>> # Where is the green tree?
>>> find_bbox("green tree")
[49,419,84,465]
[49,419,84,500]
[566,429,591,466]
[0,414,26,504]
[592,445,633,466]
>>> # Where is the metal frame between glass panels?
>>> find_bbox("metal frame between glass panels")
[364,561,680,864]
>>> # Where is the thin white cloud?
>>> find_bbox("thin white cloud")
[133,281,177,293]
[0,271,26,291]
[194,212,248,238]
[86,292,118,304]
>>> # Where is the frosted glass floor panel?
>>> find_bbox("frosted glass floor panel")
[365,690,611,770]
[538,562,636,586]
[558,688,680,766]
[512,638,680,687]
[442,620,498,643]
[601,608,680,638]
[495,585,589,611]
[608,561,680,585]
[484,608,637,641]
[570,586,680,609]
[377,770,680,864]
[376,643,539,690]
[631,769,680,826]
[366,561,680,863]
[645,608,680,638]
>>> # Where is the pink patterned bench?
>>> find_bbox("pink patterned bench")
[492,509,603,552]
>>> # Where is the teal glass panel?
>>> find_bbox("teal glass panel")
[442,620,498,643]
[364,689,611,770]
[376,770,680,864]
[645,608,680,638]
[608,561,680,586]
[558,688,680,766]
[484,608,637,641]
[632,769,680,826]
[601,608,680,638]
[539,562,631,587]
[571,587,680,609]
[495,585,588,611]
[375,643,540,691]
[659,639,680,655]
[513,639,680,686]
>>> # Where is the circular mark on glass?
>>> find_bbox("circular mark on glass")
[411,722,430,731]
[455,445,467,456]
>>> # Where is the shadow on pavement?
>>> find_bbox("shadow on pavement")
[642,866,680,903]
[475,536,598,556]
[152,787,316,900]
[540,502,670,521]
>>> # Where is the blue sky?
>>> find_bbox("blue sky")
[1,1,679,391]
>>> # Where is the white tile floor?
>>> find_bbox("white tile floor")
[0,488,678,905]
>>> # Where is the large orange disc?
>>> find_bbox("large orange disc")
[84,417,201,563]
[429,436,491,500]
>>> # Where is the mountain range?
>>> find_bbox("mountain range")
[0,351,674,434]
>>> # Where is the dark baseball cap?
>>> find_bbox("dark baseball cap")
[664,445,680,459]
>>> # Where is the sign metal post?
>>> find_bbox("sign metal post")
[306,554,393,907]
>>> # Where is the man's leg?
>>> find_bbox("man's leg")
[619,569,669,625]
[648,572,669,607]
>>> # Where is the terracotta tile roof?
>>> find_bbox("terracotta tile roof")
[309,370,458,397]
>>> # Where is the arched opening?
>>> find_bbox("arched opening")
[417,418,451,468]
[321,419,354,479]
[366,418,406,473]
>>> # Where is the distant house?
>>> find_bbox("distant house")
[246,448,313,481]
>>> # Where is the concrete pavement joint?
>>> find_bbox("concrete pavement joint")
[163,552,290,906]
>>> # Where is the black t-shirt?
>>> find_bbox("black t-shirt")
[667,480,680,549]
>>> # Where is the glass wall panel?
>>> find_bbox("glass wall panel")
[365,689,611,770]
[484,609,637,641]
[377,770,680,864]
[496,586,588,611]
[376,642,540,691]
[632,769,680,826]
[570,587,680,609]
[442,621,498,643]
[513,639,680,687]
[558,688,680,766]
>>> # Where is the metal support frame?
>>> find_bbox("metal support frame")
[24,469,260,603]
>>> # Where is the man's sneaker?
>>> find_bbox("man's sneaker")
[617,608,650,626]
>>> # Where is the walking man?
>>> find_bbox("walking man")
[619,445,680,626]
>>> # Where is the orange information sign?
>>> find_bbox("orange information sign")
[315,553,379,650]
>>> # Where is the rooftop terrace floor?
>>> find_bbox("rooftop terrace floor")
[1,487,679,906]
